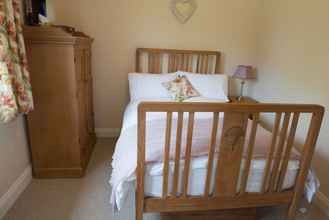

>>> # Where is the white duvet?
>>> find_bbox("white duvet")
[110,98,319,210]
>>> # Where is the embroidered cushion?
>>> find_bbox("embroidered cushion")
[162,76,200,101]
[176,71,229,101]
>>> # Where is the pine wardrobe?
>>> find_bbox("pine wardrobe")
[24,26,96,178]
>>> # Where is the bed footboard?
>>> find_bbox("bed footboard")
[160,208,257,220]
[136,102,324,220]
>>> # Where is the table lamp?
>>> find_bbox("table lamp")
[233,65,256,101]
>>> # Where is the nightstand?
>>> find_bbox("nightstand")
[229,96,258,104]
[229,96,258,120]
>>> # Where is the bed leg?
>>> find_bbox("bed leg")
[135,199,143,220]
[136,209,143,220]
[135,192,144,220]
[286,203,298,220]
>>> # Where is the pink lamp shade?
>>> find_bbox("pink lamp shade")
[233,65,256,80]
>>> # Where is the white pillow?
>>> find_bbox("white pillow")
[183,97,228,103]
[128,73,176,101]
[176,71,229,101]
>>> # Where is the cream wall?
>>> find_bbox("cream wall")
[249,0,329,197]
[0,117,30,197]
[48,0,261,129]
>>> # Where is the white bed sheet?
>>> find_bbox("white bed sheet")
[111,99,319,210]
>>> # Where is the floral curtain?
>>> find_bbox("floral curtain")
[0,0,33,123]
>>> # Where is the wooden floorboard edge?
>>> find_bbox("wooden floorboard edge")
[0,166,32,219]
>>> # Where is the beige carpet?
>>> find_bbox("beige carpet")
[4,138,328,220]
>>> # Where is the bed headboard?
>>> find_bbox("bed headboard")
[136,48,221,74]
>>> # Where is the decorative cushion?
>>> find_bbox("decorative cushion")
[176,71,229,101]
[162,76,200,101]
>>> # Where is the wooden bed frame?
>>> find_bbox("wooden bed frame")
[134,48,324,220]
[136,48,221,74]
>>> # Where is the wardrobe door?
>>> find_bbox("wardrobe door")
[75,48,89,167]
[84,48,96,145]
[27,44,81,177]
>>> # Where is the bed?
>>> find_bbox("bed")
[110,48,324,220]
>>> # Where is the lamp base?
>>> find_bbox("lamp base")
[238,80,246,101]
[237,96,245,102]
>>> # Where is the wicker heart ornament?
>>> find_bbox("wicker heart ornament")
[171,0,197,24]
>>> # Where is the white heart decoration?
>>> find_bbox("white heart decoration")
[171,0,197,24]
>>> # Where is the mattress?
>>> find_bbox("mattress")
[144,155,299,197]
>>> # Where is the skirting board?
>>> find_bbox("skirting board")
[314,191,329,217]
[95,128,121,138]
[0,166,32,219]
